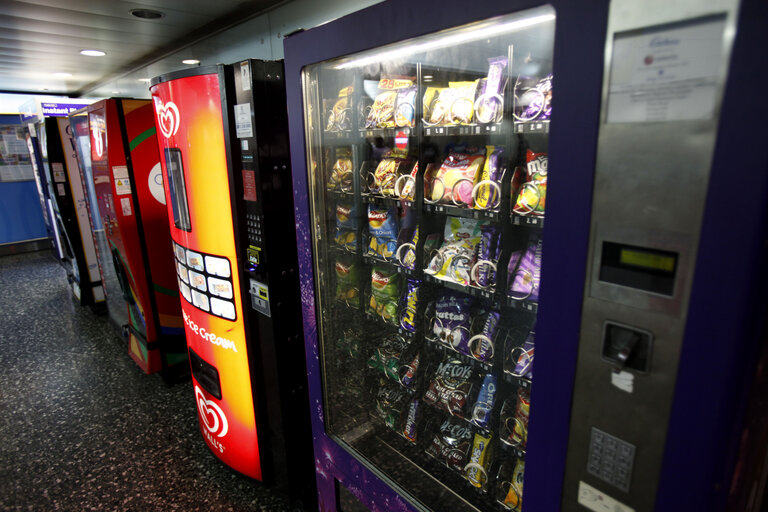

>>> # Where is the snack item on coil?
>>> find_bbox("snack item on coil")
[430,150,486,206]
[367,335,408,381]
[399,279,420,333]
[424,418,474,472]
[335,258,360,304]
[465,430,494,488]
[425,217,488,286]
[368,266,402,324]
[473,224,502,289]
[367,205,399,260]
[513,149,548,216]
[423,357,475,418]
[474,57,508,124]
[514,74,552,122]
[474,145,504,210]
[471,373,497,429]
[507,239,542,302]
[327,148,353,191]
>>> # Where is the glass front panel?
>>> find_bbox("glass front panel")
[302,7,554,511]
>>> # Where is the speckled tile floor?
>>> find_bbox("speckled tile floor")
[0,251,305,512]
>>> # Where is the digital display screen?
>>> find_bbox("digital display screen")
[600,242,678,296]
[619,249,676,273]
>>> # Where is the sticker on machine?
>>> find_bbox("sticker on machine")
[120,197,132,216]
[240,62,251,91]
[113,166,131,195]
[249,278,270,317]
[52,162,66,183]
[578,481,635,512]
[56,183,66,196]
[234,103,253,138]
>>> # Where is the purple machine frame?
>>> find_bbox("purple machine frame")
[284,0,768,510]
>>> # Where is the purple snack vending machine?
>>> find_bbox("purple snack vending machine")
[284,0,768,510]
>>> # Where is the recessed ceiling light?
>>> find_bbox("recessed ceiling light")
[130,8,164,19]
[53,72,72,78]
[80,49,106,57]
[138,78,151,82]
[182,59,200,65]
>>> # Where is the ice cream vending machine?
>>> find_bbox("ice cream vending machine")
[150,61,315,505]
[284,0,768,511]
[86,99,186,376]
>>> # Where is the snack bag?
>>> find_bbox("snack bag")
[335,229,356,251]
[394,86,417,127]
[514,74,552,122]
[401,399,421,443]
[368,267,401,323]
[474,146,504,210]
[474,57,508,124]
[473,225,501,288]
[508,240,542,302]
[513,150,548,216]
[432,292,473,351]
[465,431,493,488]
[422,87,445,124]
[503,459,526,511]
[367,335,408,381]
[447,81,478,125]
[372,379,407,429]
[367,205,399,259]
[513,332,535,379]
[471,374,498,429]
[337,328,362,358]
[336,202,357,230]
[335,258,360,303]
[399,279,420,332]
[371,151,410,196]
[423,357,475,418]
[431,152,486,206]
[425,418,474,472]
[503,389,530,448]
[426,217,488,285]
[367,90,397,128]
[327,149,353,191]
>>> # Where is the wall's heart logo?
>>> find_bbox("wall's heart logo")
[91,127,104,157]
[155,99,180,138]
[195,386,228,438]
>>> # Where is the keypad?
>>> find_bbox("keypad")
[587,427,635,492]
[245,213,263,244]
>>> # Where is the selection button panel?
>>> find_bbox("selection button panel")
[173,240,237,321]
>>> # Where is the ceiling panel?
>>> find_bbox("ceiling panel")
[0,0,287,95]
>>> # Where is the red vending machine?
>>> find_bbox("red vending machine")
[150,61,314,505]
[87,99,187,376]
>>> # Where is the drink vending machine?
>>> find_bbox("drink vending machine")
[68,108,130,335]
[283,0,768,511]
[149,60,315,505]
[33,114,104,308]
[23,123,60,259]
[86,99,186,376]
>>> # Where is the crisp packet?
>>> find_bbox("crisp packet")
[432,292,473,350]
[367,90,397,128]
[422,87,445,124]
[335,258,360,303]
[425,418,473,472]
[474,146,504,210]
[425,87,454,125]
[394,86,417,127]
[371,152,410,197]
[368,266,401,323]
[367,335,407,381]
[431,152,486,206]
[373,380,407,429]
[447,81,478,125]
[465,431,493,488]
[327,151,353,191]
[423,357,474,418]
[508,241,542,302]
[368,205,399,259]
[399,279,420,332]
[426,217,487,285]
[336,202,357,230]
[513,150,548,216]
[505,389,530,448]
[474,57,508,124]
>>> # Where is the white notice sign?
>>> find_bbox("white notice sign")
[234,103,253,138]
[607,15,726,123]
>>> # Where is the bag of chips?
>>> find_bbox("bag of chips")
[372,379,408,429]
[432,292,473,351]
[336,202,357,230]
[368,266,401,323]
[394,86,417,128]
[327,149,353,192]
[431,152,486,206]
[426,217,488,285]
[371,151,410,197]
[367,205,399,260]
[513,150,548,216]
[425,419,474,472]
[367,335,408,381]
[335,258,360,303]
[423,357,475,418]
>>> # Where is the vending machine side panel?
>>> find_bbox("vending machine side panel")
[150,70,262,480]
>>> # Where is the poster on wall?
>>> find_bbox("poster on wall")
[0,124,34,182]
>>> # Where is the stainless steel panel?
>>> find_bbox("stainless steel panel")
[562,0,740,510]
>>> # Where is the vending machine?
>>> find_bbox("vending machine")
[284,0,768,511]
[149,60,314,505]
[34,115,104,308]
[23,124,59,258]
[68,108,129,334]
[86,99,187,376]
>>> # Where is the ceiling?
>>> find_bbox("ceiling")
[0,0,288,97]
